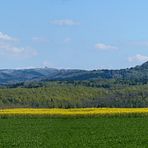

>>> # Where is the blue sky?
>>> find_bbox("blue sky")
[1,0,148,70]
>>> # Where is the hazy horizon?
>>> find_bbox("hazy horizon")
[0,61,145,71]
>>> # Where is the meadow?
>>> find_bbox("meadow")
[0,108,148,147]
[0,116,148,147]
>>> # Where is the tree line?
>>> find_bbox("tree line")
[1,81,148,108]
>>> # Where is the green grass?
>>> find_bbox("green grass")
[0,116,148,148]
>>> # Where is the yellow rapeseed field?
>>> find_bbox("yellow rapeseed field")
[0,108,148,116]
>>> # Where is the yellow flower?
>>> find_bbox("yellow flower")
[0,108,148,117]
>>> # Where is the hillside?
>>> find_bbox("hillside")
[1,62,148,108]
[1,61,148,85]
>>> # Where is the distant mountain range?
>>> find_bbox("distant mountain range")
[1,62,148,85]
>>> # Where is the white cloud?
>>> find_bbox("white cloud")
[0,32,17,41]
[49,19,80,26]
[0,44,37,57]
[0,32,37,57]
[128,54,148,63]
[95,43,118,50]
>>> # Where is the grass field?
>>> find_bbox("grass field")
[0,108,148,148]
[0,116,148,147]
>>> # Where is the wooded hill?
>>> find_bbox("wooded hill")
[1,62,148,108]
[1,61,148,85]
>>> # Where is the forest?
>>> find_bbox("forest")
[0,79,148,108]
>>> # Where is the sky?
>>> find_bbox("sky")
[1,0,148,70]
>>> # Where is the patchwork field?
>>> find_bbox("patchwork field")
[0,108,148,147]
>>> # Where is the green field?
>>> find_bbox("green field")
[0,116,148,148]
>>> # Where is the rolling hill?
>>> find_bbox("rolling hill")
[1,61,148,85]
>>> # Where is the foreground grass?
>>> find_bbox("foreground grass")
[0,116,148,148]
[1,108,148,117]
[1,108,148,147]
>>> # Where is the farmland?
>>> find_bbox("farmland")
[0,116,148,147]
[0,108,148,147]
[1,108,148,116]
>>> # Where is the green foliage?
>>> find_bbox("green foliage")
[2,61,148,108]
[0,84,106,108]
[0,117,148,147]
[1,82,148,108]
